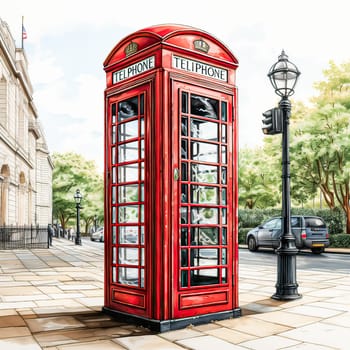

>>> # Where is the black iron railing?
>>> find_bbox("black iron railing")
[0,225,49,249]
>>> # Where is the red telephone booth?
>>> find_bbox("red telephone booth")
[103,24,240,332]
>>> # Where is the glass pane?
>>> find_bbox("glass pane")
[140,94,144,115]
[118,97,138,121]
[118,120,139,142]
[181,163,188,181]
[112,186,116,204]
[118,141,138,163]
[222,248,227,264]
[181,249,188,267]
[118,163,138,182]
[190,227,219,245]
[140,162,144,180]
[140,139,144,159]
[221,188,227,205]
[140,226,144,244]
[181,227,188,246]
[112,103,116,124]
[181,184,188,203]
[191,248,219,266]
[140,205,144,223]
[140,184,144,202]
[221,101,227,121]
[141,248,144,266]
[140,268,144,288]
[118,205,139,223]
[118,248,139,265]
[191,164,218,183]
[118,184,138,203]
[111,146,116,164]
[181,140,188,159]
[191,142,218,163]
[191,207,218,224]
[221,145,227,164]
[182,92,188,113]
[181,270,188,287]
[118,267,138,286]
[181,207,188,224]
[221,208,227,225]
[221,124,226,143]
[112,126,116,144]
[112,167,117,184]
[112,207,116,223]
[190,269,219,286]
[112,226,117,244]
[140,118,144,136]
[191,94,218,119]
[113,247,116,264]
[190,118,218,141]
[222,227,227,245]
[222,268,227,283]
[113,267,116,282]
[221,167,227,184]
[191,185,219,204]
[181,117,188,136]
[119,226,138,244]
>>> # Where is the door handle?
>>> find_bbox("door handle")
[174,168,179,181]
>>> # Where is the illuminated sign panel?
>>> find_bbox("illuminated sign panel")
[172,55,227,82]
[113,56,155,83]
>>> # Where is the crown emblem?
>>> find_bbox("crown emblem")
[193,39,210,53]
[125,41,138,57]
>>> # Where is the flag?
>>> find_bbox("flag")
[22,25,27,40]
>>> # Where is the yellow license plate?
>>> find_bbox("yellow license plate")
[312,243,324,247]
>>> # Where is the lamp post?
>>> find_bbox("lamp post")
[268,50,302,300]
[74,189,83,246]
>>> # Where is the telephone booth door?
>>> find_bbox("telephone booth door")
[105,84,152,319]
[171,82,236,318]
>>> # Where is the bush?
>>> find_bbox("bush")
[329,234,350,248]
[238,228,251,244]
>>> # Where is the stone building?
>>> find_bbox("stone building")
[0,18,53,226]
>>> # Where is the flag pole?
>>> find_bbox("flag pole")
[21,16,24,49]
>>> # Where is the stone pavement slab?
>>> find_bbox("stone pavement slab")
[0,238,348,349]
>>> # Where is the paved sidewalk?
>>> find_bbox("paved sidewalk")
[0,238,349,349]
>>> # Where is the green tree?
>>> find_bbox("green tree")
[52,152,104,233]
[290,61,350,232]
[238,146,280,209]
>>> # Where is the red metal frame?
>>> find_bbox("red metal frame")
[103,24,239,331]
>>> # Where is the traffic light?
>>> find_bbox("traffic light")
[262,108,283,135]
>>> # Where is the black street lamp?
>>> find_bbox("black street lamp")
[268,50,302,300]
[74,189,83,246]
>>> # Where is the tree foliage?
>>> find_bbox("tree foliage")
[52,152,104,233]
[238,146,280,209]
[290,60,350,233]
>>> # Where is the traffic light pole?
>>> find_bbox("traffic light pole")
[272,97,301,300]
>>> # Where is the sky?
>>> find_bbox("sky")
[2,0,350,171]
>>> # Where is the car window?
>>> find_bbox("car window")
[305,217,326,228]
[263,218,281,229]
[291,217,301,227]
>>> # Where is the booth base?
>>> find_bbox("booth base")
[102,306,241,333]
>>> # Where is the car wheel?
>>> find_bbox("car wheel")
[90,238,95,241]
[311,247,324,254]
[248,236,258,252]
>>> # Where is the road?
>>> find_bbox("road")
[82,237,349,274]
[239,248,350,274]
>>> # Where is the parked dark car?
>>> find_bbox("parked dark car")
[246,215,330,254]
